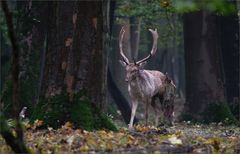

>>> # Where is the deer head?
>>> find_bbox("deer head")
[119,26,159,82]
[163,73,176,102]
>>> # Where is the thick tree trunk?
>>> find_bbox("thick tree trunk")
[30,1,115,130]
[217,3,239,119]
[183,10,225,121]
[42,1,108,108]
[73,1,107,108]
[42,1,75,98]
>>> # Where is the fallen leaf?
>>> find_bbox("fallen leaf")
[168,136,182,145]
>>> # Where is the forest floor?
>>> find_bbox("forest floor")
[1,121,240,154]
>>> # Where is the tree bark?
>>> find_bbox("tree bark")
[130,17,141,60]
[72,1,107,108]
[41,1,108,108]
[183,10,225,121]
[217,2,239,118]
[42,1,76,98]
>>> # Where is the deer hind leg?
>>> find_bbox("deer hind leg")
[167,101,174,125]
[151,95,161,127]
[129,100,138,129]
[163,101,174,126]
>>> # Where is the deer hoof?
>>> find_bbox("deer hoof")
[128,126,134,131]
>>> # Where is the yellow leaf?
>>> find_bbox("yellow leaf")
[196,136,206,142]
[127,135,135,141]
[32,119,44,130]
[154,151,161,154]
[80,144,89,151]
[106,142,113,150]
[87,137,98,147]
[25,123,32,129]
[204,138,221,151]
[175,131,183,138]
[135,125,150,132]
[98,130,113,140]
[168,136,182,145]
[63,121,74,129]
[127,135,135,145]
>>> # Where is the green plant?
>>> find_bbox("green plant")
[203,102,239,125]
[31,91,118,131]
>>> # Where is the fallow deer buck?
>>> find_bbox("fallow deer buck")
[119,26,176,129]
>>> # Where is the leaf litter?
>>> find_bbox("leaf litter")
[1,121,240,154]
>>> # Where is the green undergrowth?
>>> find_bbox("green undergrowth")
[182,101,239,125]
[203,102,239,125]
[1,79,36,118]
[31,91,117,131]
[1,49,40,118]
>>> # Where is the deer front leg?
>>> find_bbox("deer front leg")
[153,105,161,127]
[129,100,138,130]
[145,99,150,126]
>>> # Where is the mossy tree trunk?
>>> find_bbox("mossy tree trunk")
[34,1,113,129]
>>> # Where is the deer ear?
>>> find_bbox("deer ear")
[119,60,127,67]
[138,61,147,69]
[165,72,172,83]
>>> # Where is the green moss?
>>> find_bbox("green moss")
[1,79,35,116]
[203,102,239,125]
[97,113,118,131]
[181,102,239,126]
[70,99,94,130]
[71,92,117,131]
[31,91,118,131]
[1,74,38,118]
[31,93,70,128]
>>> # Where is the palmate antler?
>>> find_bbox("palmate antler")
[136,29,158,64]
[119,26,158,65]
[119,26,129,65]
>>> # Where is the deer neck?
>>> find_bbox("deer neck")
[128,70,149,98]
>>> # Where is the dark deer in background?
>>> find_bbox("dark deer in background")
[119,26,176,129]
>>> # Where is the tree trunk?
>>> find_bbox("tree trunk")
[217,1,239,119]
[29,1,116,130]
[183,10,226,121]
[41,1,108,107]
[130,17,141,60]
[42,1,76,98]
[72,1,107,108]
